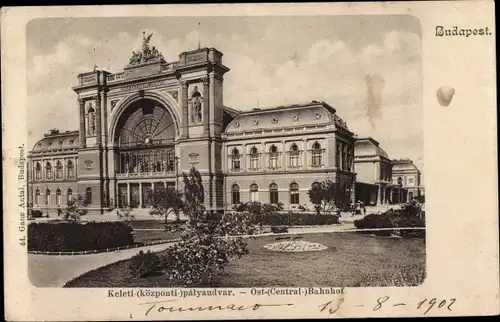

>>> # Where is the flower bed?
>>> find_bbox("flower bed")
[263,240,328,252]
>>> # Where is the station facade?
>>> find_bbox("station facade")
[27,34,358,215]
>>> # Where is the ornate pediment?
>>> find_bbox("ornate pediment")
[128,32,165,66]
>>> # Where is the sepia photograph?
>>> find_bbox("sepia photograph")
[2,2,497,320]
[25,15,426,288]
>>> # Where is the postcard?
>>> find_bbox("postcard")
[2,2,498,320]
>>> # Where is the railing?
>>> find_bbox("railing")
[116,171,176,178]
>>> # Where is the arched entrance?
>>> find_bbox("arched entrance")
[112,97,179,208]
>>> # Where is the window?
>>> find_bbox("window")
[45,189,51,205]
[55,161,63,179]
[290,183,299,205]
[67,188,73,204]
[67,160,74,178]
[35,189,40,205]
[46,162,52,180]
[35,162,42,180]
[408,177,414,185]
[269,145,279,169]
[231,148,241,172]
[312,142,322,167]
[85,187,92,205]
[231,184,240,204]
[269,183,279,204]
[289,144,300,168]
[249,146,259,170]
[56,189,61,206]
[250,183,259,202]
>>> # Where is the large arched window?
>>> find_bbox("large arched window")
[249,183,259,202]
[289,144,300,168]
[312,142,322,167]
[85,187,92,205]
[231,148,241,172]
[55,161,63,179]
[35,189,40,205]
[289,183,299,205]
[269,183,279,204]
[67,188,73,204]
[35,162,42,180]
[56,189,62,206]
[45,162,52,180]
[67,160,74,179]
[249,146,260,170]
[45,189,51,205]
[231,184,240,205]
[268,145,279,169]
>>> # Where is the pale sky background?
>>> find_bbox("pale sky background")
[26,15,423,179]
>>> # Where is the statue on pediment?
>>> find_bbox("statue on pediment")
[128,32,165,66]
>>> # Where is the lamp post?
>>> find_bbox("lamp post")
[397,177,403,204]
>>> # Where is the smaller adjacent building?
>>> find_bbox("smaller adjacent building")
[391,158,424,202]
[354,137,394,205]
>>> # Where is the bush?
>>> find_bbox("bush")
[129,250,162,278]
[270,226,289,233]
[260,213,340,226]
[28,222,134,252]
[353,203,426,238]
[354,213,394,236]
[29,209,45,218]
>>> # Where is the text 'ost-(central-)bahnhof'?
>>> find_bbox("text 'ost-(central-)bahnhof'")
[27,34,423,215]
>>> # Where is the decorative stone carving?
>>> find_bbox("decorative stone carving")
[128,32,165,66]
[167,90,179,102]
[253,120,259,126]
[293,115,299,122]
[315,113,322,119]
[110,99,119,110]
[271,117,279,124]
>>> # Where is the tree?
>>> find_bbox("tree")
[161,167,255,286]
[64,195,88,222]
[308,180,351,216]
[117,202,136,223]
[149,186,184,223]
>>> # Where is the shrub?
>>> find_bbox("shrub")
[28,222,134,252]
[129,250,162,278]
[260,212,339,226]
[30,209,45,218]
[353,203,426,238]
[354,213,393,236]
[270,226,288,233]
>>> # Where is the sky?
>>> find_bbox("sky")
[26,15,423,177]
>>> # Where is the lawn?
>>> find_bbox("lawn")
[64,232,426,288]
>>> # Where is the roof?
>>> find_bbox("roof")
[32,130,79,152]
[392,158,420,172]
[354,137,390,159]
[224,100,343,134]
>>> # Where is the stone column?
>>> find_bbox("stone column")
[202,77,210,136]
[181,81,189,139]
[78,99,86,148]
[209,72,216,137]
[127,182,131,206]
[378,184,383,205]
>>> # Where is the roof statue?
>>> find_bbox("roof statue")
[128,32,165,65]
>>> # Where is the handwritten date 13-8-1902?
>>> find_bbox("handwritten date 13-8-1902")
[319,296,457,316]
